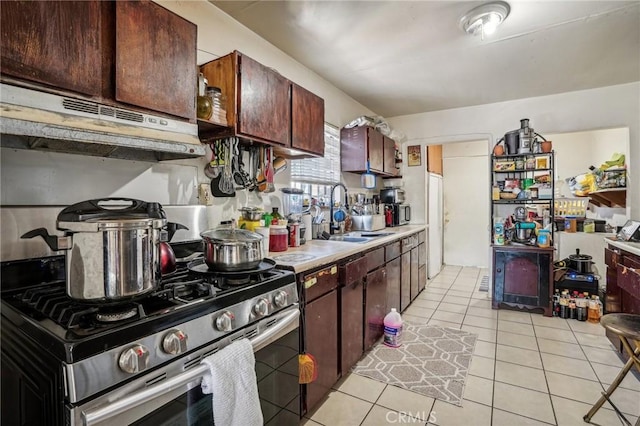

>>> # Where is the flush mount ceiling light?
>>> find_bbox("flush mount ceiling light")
[459,1,510,39]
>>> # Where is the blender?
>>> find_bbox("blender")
[281,188,309,245]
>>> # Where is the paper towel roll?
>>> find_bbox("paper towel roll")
[302,214,312,241]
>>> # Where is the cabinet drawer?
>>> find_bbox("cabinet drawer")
[385,241,401,261]
[418,230,426,244]
[401,235,417,253]
[605,247,621,267]
[340,256,367,286]
[622,254,640,269]
[365,247,385,272]
[617,264,640,297]
[303,264,339,303]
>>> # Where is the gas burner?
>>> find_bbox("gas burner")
[96,305,139,323]
[224,276,251,286]
[186,258,276,276]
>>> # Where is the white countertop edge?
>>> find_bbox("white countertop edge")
[271,225,427,273]
[603,237,640,257]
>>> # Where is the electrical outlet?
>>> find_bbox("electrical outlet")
[198,183,213,206]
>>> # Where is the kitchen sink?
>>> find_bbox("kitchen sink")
[327,236,371,243]
[359,232,394,238]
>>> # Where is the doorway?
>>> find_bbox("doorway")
[442,140,490,267]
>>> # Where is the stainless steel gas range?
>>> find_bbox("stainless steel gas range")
[1,247,301,425]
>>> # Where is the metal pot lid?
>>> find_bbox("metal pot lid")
[239,206,263,213]
[57,198,166,222]
[200,228,262,243]
[59,218,166,232]
[569,249,592,261]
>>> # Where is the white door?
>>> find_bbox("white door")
[442,141,489,267]
[428,173,443,278]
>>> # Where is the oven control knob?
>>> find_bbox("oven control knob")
[162,329,188,355]
[273,290,288,308]
[214,311,235,332]
[253,298,270,317]
[118,344,149,374]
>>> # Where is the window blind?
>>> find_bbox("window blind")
[290,124,341,185]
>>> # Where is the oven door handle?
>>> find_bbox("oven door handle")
[82,307,300,426]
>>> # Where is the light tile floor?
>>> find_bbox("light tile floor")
[303,265,640,426]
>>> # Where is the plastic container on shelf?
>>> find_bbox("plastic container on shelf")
[554,197,589,217]
[537,229,551,248]
[269,226,288,252]
[383,308,403,348]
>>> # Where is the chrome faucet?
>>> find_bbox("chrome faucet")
[329,183,348,235]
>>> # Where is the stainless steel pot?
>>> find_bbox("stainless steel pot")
[201,228,264,271]
[21,198,168,302]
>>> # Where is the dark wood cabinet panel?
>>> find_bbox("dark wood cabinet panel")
[365,247,385,272]
[410,247,419,301]
[341,126,386,174]
[115,0,196,120]
[238,54,290,146]
[340,280,363,376]
[365,268,387,351]
[386,257,401,312]
[383,135,398,176]
[303,264,338,303]
[304,290,339,413]
[605,244,640,351]
[419,265,427,295]
[492,246,553,316]
[1,0,107,97]
[291,83,324,156]
[400,251,411,311]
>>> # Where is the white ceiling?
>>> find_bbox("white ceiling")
[210,1,640,118]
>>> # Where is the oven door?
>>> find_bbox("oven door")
[72,307,300,426]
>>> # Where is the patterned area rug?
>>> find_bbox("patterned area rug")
[352,324,477,406]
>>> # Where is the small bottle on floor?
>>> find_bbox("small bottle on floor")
[383,308,403,348]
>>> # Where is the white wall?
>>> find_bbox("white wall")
[388,83,640,225]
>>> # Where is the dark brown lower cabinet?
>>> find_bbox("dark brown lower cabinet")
[400,251,411,311]
[340,279,364,376]
[492,246,553,316]
[419,265,426,295]
[364,268,387,351]
[304,289,338,413]
[386,257,401,312]
[410,246,419,301]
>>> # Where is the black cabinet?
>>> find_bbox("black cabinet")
[492,246,553,316]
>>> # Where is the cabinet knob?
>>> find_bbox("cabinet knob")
[496,268,502,273]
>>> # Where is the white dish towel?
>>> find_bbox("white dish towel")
[201,338,263,426]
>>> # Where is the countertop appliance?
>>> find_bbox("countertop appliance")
[380,187,405,204]
[617,220,640,242]
[1,247,301,425]
[386,204,411,227]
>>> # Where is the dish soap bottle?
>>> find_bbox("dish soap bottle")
[383,308,403,348]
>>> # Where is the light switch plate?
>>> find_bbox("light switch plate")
[198,183,213,206]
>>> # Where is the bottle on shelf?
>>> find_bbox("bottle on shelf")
[559,290,569,319]
[552,289,560,317]
[587,295,602,323]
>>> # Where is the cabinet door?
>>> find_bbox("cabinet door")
[238,54,290,145]
[367,128,384,173]
[382,136,398,176]
[341,126,367,172]
[386,257,401,312]
[410,247,419,301]
[115,0,196,120]
[340,280,363,376]
[364,268,387,351]
[304,290,338,413]
[1,0,105,97]
[419,265,427,295]
[400,252,411,311]
[291,83,324,156]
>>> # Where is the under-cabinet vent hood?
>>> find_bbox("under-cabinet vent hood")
[0,83,206,161]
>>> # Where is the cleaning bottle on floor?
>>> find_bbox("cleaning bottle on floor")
[383,308,403,348]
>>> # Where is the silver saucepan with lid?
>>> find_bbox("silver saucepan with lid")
[201,227,264,271]
[21,198,181,302]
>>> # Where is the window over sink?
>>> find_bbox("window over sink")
[290,123,342,206]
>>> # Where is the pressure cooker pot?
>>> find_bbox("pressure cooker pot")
[21,198,180,302]
[201,228,264,271]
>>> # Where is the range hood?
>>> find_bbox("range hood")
[0,83,206,161]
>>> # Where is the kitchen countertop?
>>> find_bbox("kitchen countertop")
[604,237,640,257]
[270,225,427,273]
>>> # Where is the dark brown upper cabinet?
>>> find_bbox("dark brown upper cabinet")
[115,1,196,120]
[199,51,325,157]
[341,126,387,174]
[1,0,197,122]
[291,83,325,157]
[383,135,399,176]
[0,1,108,98]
